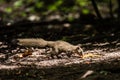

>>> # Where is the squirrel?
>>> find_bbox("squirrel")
[47,40,83,58]
[17,38,48,48]
[17,38,84,58]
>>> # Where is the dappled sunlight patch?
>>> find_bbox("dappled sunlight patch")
[82,53,102,59]
[0,64,19,69]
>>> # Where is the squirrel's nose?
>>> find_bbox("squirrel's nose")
[77,48,84,55]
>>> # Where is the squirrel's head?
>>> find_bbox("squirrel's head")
[74,46,83,56]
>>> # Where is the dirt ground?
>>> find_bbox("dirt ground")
[0,41,120,80]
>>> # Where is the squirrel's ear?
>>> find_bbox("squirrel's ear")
[77,44,82,46]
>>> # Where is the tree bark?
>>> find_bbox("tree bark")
[91,0,102,19]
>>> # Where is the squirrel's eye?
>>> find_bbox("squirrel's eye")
[76,47,80,50]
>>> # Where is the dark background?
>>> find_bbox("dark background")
[0,0,120,44]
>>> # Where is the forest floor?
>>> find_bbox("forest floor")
[0,41,120,80]
[0,16,120,79]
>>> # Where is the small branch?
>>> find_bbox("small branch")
[91,0,102,19]
[109,0,114,18]
[117,0,120,19]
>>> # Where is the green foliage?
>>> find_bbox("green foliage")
[4,7,13,13]
[76,0,88,6]
[76,0,90,14]
[14,0,23,8]
[0,0,118,20]
[82,8,90,14]
[48,0,63,11]
[0,0,4,3]
[35,2,44,9]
